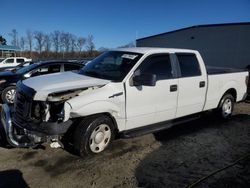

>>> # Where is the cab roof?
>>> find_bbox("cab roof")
[114,47,198,54]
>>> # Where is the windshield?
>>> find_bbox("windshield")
[79,51,142,81]
[11,61,33,72]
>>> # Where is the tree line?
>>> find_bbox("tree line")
[1,29,100,60]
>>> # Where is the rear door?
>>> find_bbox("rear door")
[125,53,178,130]
[175,53,207,117]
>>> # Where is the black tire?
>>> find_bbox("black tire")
[73,115,115,157]
[1,86,16,104]
[217,94,235,119]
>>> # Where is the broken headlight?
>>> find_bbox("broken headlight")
[31,101,47,122]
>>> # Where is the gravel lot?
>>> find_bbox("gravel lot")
[0,103,250,188]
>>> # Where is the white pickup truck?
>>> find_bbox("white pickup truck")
[0,57,32,69]
[1,48,248,157]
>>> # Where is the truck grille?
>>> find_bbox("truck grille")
[12,82,36,126]
[13,91,32,125]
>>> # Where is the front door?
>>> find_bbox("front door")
[125,53,178,130]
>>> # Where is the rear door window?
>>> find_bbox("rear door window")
[48,64,61,73]
[176,53,201,77]
[64,64,81,71]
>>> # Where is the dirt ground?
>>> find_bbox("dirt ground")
[0,103,250,188]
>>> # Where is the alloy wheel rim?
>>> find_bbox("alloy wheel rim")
[5,89,16,103]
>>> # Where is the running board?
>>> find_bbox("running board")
[120,114,201,138]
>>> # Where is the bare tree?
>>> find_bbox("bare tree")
[59,32,68,58]
[77,37,86,53]
[52,30,61,53]
[4,29,98,59]
[86,35,95,53]
[61,32,71,52]
[34,31,45,53]
[98,47,109,52]
[59,32,66,53]
[44,34,51,52]
[26,30,33,56]
[9,29,19,46]
[19,37,26,51]
[69,34,77,52]
[65,33,71,53]
[118,41,135,48]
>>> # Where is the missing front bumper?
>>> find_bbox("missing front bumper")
[1,104,72,147]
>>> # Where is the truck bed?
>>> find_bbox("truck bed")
[206,66,247,75]
[204,69,248,111]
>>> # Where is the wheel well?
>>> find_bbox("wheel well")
[224,88,237,102]
[102,113,119,136]
[68,113,119,135]
[86,113,120,138]
[63,112,119,145]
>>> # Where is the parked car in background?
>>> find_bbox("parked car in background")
[0,61,35,72]
[0,48,248,157]
[0,60,83,103]
[0,57,32,69]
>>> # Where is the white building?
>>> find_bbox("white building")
[0,45,21,58]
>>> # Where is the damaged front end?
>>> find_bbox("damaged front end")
[0,83,87,148]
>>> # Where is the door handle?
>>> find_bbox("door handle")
[170,85,178,92]
[199,81,205,88]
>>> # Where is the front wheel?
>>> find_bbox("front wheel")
[217,94,235,119]
[73,115,115,157]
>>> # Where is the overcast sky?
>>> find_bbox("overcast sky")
[1,0,250,49]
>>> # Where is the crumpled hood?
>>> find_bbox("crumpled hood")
[22,71,110,100]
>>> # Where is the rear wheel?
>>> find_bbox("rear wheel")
[217,94,234,119]
[2,86,16,104]
[73,115,115,157]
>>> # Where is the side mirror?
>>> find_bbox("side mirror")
[133,73,156,86]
